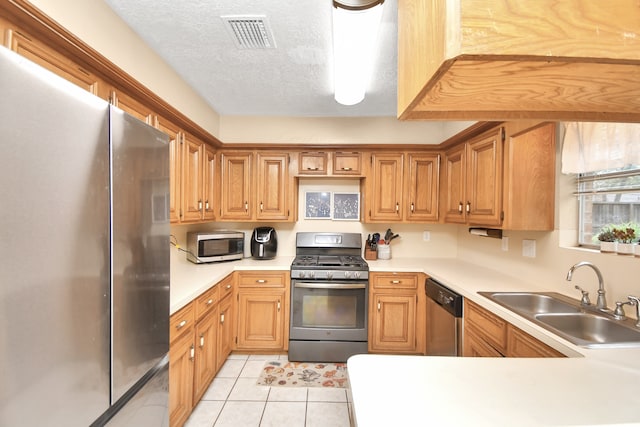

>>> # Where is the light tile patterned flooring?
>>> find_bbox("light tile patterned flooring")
[184,354,354,427]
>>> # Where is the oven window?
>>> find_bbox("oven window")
[302,295,357,328]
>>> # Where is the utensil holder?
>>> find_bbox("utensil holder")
[377,243,391,260]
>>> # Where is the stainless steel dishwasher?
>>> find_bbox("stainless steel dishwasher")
[425,278,463,356]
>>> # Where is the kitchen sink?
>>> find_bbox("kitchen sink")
[535,313,640,347]
[481,292,580,314]
[478,291,640,348]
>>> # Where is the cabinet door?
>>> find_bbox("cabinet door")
[181,135,205,222]
[202,144,216,221]
[219,153,252,220]
[193,308,218,403]
[110,90,157,126]
[158,118,182,224]
[217,294,234,371]
[169,330,194,427]
[256,153,290,221]
[406,153,439,222]
[369,293,417,353]
[236,291,285,350]
[7,29,104,97]
[298,152,327,175]
[466,127,503,226]
[368,153,403,222]
[442,145,466,224]
[463,327,504,357]
[502,122,556,231]
[333,152,362,175]
[506,326,564,358]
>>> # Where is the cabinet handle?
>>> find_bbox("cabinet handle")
[256,279,267,283]
[220,313,225,324]
[176,320,187,330]
[189,344,195,361]
[205,200,210,210]
[226,284,232,290]
[395,202,399,212]
[206,299,214,306]
[341,167,352,171]
[199,334,205,348]
[458,202,463,214]
[306,167,319,171]
[466,201,471,213]
[244,201,248,211]
[391,280,401,284]
[377,301,381,311]
[198,200,203,211]
[410,202,415,212]
[277,299,281,312]
[260,202,264,212]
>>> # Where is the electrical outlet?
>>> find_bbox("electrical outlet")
[423,231,430,241]
[522,239,536,258]
[501,236,509,251]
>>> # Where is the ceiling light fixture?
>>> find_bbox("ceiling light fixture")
[332,0,385,106]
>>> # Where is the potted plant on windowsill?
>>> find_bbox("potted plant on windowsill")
[596,226,617,253]
[613,225,636,255]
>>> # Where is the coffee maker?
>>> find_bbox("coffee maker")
[250,227,278,259]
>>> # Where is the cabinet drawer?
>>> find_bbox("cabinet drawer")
[218,273,234,300]
[465,300,507,353]
[195,285,219,321]
[371,272,419,290]
[237,271,287,288]
[170,302,195,343]
[506,325,564,358]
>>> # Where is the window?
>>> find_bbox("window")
[577,165,640,246]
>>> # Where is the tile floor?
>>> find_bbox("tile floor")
[184,353,354,427]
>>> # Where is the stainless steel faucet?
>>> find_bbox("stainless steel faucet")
[628,295,640,327]
[566,261,607,310]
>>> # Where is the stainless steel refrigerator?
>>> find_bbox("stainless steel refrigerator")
[0,46,170,426]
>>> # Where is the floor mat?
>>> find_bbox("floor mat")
[256,360,349,388]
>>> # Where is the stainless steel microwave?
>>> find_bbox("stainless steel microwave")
[186,231,245,263]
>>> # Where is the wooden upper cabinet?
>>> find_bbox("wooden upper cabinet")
[397,0,640,122]
[502,122,556,231]
[298,152,328,175]
[157,118,183,224]
[367,153,404,222]
[441,127,503,226]
[219,152,252,221]
[110,90,157,126]
[181,135,205,223]
[6,28,106,98]
[256,153,290,221]
[406,153,439,222]
[442,144,466,224]
[466,128,503,226]
[333,152,362,175]
[202,145,216,222]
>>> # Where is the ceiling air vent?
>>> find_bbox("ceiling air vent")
[221,15,276,49]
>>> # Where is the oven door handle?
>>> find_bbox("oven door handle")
[293,282,367,290]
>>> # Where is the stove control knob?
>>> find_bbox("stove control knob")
[344,271,351,279]
[326,272,333,279]
[299,271,306,279]
[308,271,315,278]
[354,271,361,279]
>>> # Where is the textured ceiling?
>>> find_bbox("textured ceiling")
[103,0,399,117]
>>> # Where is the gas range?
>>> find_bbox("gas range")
[290,232,369,280]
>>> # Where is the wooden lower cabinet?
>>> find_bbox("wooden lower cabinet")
[368,272,425,354]
[169,273,235,427]
[463,300,564,358]
[235,271,289,351]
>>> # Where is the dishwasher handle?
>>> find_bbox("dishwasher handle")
[425,278,463,317]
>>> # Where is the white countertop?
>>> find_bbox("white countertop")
[170,249,640,425]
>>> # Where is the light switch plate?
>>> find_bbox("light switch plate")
[522,239,536,258]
